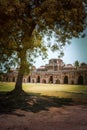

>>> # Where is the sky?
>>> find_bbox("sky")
[34,36,87,68]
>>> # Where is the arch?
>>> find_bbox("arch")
[71,80,74,84]
[6,77,8,81]
[13,77,15,82]
[32,79,34,83]
[55,79,60,84]
[28,76,31,82]
[37,76,40,83]
[42,79,46,83]
[23,79,25,83]
[78,75,83,85]
[49,75,53,83]
[64,76,68,84]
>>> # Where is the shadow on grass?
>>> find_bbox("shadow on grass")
[0,91,73,115]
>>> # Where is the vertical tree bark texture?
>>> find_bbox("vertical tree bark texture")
[14,69,24,93]
[14,52,26,94]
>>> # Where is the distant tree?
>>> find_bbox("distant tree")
[0,0,87,94]
[74,60,80,69]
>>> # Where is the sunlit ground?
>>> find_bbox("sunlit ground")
[0,82,87,99]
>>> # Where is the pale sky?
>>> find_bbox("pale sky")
[34,36,87,68]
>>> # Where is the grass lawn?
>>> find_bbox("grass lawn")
[0,82,87,113]
[0,82,87,100]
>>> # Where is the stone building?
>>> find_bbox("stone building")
[1,58,87,85]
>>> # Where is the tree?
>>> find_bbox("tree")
[0,0,87,94]
[74,60,80,69]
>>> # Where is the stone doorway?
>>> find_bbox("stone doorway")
[13,77,15,82]
[28,76,31,82]
[78,75,83,85]
[42,79,46,83]
[55,79,60,84]
[64,76,68,84]
[49,76,53,83]
[37,76,40,83]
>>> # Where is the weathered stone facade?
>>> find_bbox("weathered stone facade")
[1,58,87,85]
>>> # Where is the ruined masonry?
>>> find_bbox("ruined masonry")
[1,58,87,85]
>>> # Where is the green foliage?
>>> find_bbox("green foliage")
[74,60,80,68]
[0,0,87,74]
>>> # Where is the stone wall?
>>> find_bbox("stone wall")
[1,58,87,85]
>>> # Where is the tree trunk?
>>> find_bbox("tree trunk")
[10,51,27,95]
[14,69,24,94]
[13,57,26,95]
[8,67,24,96]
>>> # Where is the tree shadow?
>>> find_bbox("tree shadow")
[0,91,73,115]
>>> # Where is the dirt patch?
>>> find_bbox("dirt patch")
[0,105,87,130]
[0,93,87,130]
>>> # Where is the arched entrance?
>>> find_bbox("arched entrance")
[78,75,83,85]
[55,79,60,84]
[13,77,15,82]
[23,79,26,83]
[28,76,31,82]
[32,79,34,83]
[64,76,68,84]
[49,76,53,83]
[42,79,46,83]
[37,76,40,83]
[71,80,74,84]
[6,77,8,82]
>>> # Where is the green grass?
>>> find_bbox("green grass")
[0,82,87,112]
[0,82,15,92]
[0,82,87,99]
[23,83,87,99]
